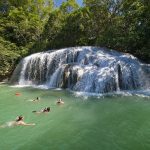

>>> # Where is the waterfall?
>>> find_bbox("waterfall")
[10,47,150,93]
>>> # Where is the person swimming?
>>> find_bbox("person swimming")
[33,97,40,102]
[32,107,50,114]
[0,116,35,128]
[28,97,40,102]
[56,98,64,104]
[42,107,50,112]
[15,116,35,126]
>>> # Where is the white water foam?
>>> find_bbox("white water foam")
[72,89,150,99]
[10,46,150,95]
[0,121,16,128]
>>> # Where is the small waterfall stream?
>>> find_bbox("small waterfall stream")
[10,47,150,93]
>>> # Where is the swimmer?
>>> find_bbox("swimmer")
[32,107,51,114]
[33,97,40,102]
[28,97,40,102]
[56,98,64,104]
[0,116,35,128]
[15,116,35,126]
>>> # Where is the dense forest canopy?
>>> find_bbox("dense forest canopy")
[0,0,149,80]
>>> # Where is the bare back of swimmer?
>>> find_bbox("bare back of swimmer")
[32,107,50,114]
[56,98,64,104]
[15,116,35,126]
[0,116,35,128]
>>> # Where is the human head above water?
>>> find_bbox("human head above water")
[47,107,50,112]
[16,116,24,121]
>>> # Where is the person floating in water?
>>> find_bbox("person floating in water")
[0,116,35,128]
[28,97,40,102]
[15,116,35,126]
[33,97,40,102]
[56,98,64,104]
[32,107,51,114]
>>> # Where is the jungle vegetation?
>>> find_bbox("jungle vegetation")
[0,0,149,80]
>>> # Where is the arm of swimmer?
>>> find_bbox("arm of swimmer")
[34,111,42,114]
[23,123,35,126]
[18,121,35,126]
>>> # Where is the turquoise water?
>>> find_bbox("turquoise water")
[0,84,150,150]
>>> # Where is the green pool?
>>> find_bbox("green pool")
[0,84,150,150]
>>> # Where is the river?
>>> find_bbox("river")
[0,84,150,150]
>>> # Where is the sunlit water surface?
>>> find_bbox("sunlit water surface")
[0,84,150,150]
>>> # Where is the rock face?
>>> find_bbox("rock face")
[10,47,150,93]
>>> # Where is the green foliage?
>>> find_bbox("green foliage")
[60,0,79,14]
[0,37,21,80]
[83,0,150,61]
[0,0,149,81]
[0,0,53,80]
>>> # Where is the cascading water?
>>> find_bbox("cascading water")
[10,47,150,93]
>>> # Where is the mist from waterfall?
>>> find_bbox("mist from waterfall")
[10,47,150,94]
